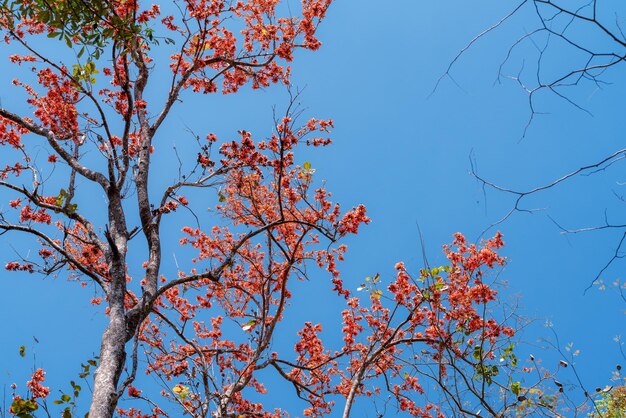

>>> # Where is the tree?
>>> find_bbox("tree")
[0,0,358,416]
[1,1,620,417]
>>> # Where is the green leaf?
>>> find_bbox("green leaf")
[511,381,521,396]
[10,398,38,414]
[61,394,71,402]
[72,64,82,79]
[473,346,483,361]
[19,345,26,357]
[218,191,226,203]
[56,189,66,206]
[303,161,311,170]
[491,365,499,376]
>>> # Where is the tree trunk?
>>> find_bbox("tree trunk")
[90,194,131,417]
[89,314,127,418]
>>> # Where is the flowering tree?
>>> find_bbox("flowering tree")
[0,0,362,416]
[1,0,609,417]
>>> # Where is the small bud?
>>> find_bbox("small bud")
[529,354,535,361]
[559,360,568,368]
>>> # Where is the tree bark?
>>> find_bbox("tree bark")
[89,191,131,418]
[89,315,127,418]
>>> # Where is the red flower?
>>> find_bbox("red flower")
[27,369,49,399]
[127,386,142,397]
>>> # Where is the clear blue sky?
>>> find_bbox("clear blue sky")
[1,0,625,415]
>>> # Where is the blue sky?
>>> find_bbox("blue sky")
[1,0,625,415]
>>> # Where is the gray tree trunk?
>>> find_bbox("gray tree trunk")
[89,194,133,418]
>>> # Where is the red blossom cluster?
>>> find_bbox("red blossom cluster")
[5,261,34,273]
[26,369,49,399]
[19,206,52,224]
[1,162,24,180]
[14,69,80,140]
[157,200,179,214]
[0,116,27,149]
[116,406,165,418]
[60,223,109,280]
[127,385,142,398]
